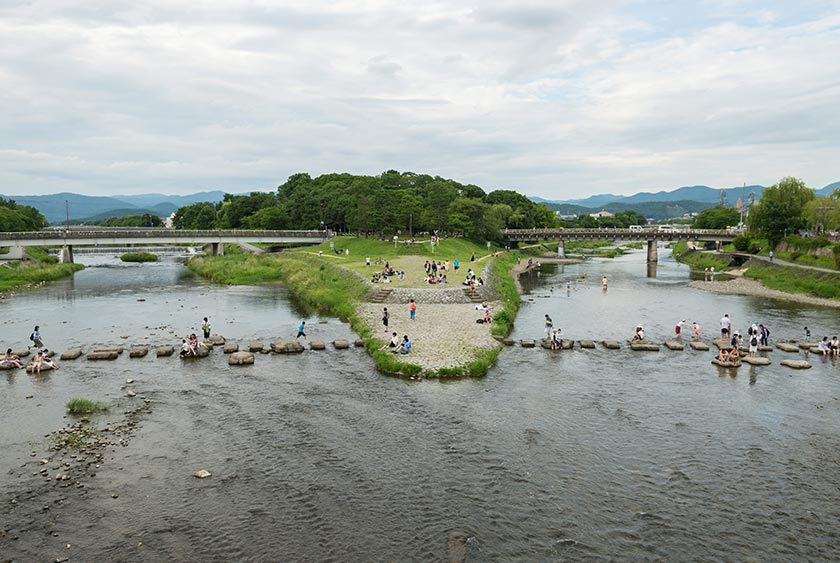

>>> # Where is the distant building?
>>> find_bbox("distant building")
[164,212,176,228]
[590,210,614,219]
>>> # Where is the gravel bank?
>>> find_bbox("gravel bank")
[689,277,840,308]
[358,302,500,372]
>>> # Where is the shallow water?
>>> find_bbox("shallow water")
[2,251,839,561]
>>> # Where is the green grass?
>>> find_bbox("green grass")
[0,249,84,292]
[487,252,520,337]
[120,251,158,262]
[672,242,731,271]
[66,398,110,415]
[744,261,840,300]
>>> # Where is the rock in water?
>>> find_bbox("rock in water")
[249,341,264,353]
[194,469,211,479]
[578,340,596,349]
[87,351,119,361]
[60,348,83,360]
[223,343,239,354]
[742,356,771,366]
[207,335,226,346]
[520,340,535,348]
[664,341,684,350]
[309,341,326,351]
[333,339,350,350]
[354,339,366,347]
[690,341,710,351]
[447,532,467,563]
[157,345,174,357]
[228,351,255,366]
[776,342,800,353]
[129,346,148,358]
[780,359,811,369]
[601,340,621,350]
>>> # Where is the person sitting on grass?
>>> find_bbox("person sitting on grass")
[380,332,399,350]
[392,335,411,354]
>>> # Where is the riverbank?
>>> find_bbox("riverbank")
[509,256,582,292]
[187,239,517,377]
[689,276,840,308]
[0,248,84,294]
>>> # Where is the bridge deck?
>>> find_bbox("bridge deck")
[504,228,739,242]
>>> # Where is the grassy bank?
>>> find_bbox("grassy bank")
[0,248,84,293]
[487,252,520,337]
[744,261,840,300]
[672,242,730,271]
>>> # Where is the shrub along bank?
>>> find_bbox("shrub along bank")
[744,261,840,300]
[671,242,730,271]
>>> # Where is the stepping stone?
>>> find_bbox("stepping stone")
[602,340,621,350]
[780,359,811,369]
[742,356,771,366]
[223,343,239,354]
[12,349,29,358]
[712,359,740,367]
[799,341,816,350]
[713,338,732,350]
[228,351,255,365]
[776,343,800,353]
[809,347,821,354]
[129,346,148,358]
[578,340,595,349]
[60,348,83,360]
[758,345,773,352]
[521,340,535,348]
[354,339,366,348]
[310,341,326,350]
[502,338,514,346]
[689,341,710,351]
[88,351,119,361]
[157,346,174,357]
[333,340,350,350]
[93,346,124,354]
[631,343,660,351]
[664,341,684,350]
[207,335,226,346]
[286,341,305,353]
[249,341,264,353]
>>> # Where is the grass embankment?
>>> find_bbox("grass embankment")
[189,237,515,377]
[672,242,730,271]
[0,247,84,293]
[120,251,158,262]
[744,261,840,300]
[66,398,109,415]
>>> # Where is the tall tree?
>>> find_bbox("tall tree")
[747,176,815,247]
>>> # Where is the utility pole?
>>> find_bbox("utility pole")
[65,200,69,230]
[409,213,413,238]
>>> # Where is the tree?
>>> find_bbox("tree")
[0,198,48,231]
[802,191,840,233]
[747,176,815,248]
[693,207,740,230]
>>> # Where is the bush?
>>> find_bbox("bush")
[66,398,109,414]
[120,252,158,262]
[732,235,752,252]
[834,245,840,269]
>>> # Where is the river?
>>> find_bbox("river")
[2,250,839,561]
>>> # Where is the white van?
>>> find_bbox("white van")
[629,225,644,231]
[657,225,675,231]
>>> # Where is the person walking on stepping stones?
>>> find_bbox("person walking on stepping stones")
[296,321,307,342]
[202,317,211,340]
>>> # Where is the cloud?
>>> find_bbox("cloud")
[0,0,839,199]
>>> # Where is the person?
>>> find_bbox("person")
[453,258,459,271]
[30,325,44,349]
[188,334,200,354]
[675,320,686,336]
[41,350,59,370]
[470,253,475,262]
[748,332,758,357]
[382,307,389,329]
[716,348,730,362]
[632,325,645,342]
[440,274,447,284]
[202,317,211,340]
[2,348,24,369]
[818,337,829,355]
[759,324,769,347]
[29,350,43,374]
[730,331,743,351]
[544,314,554,338]
[381,332,400,350]
[693,322,701,338]
[602,276,608,289]
[720,314,731,337]
[475,301,489,311]
[804,326,811,340]
[831,336,840,356]
[482,309,492,324]
[409,299,417,321]
[296,321,307,342]
[366,256,371,267]
[769,250,774,262]
[551,329,563,351]
[179,339,192,358]
[728,345,740,362]
[393,335,411,354]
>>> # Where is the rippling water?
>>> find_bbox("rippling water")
[2,251,839,561]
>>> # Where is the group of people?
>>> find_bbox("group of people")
[817,336,840,356]
[674,320,703,339]
[543,314,564,350]
[380,332,411,354]
[2,347,59,373]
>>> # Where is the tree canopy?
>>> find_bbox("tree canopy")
[747,176,815,248]
[0,197,48,231]
[693,207,740,230]
[172,171,559,241]
[802,189,840,233]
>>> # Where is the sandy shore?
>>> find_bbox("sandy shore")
[689,277,840,308]
[509,256,582,292]
[358,302,500,372]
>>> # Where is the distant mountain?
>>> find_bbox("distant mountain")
[544,200,716,221]
[0,191,227,224]
[816,181,840,196]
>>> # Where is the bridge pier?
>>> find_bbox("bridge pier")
[557,240,565,258]
[646,240,658,263]
[60,245,74,264]
[0,245,26,261]
[211,242,224,256]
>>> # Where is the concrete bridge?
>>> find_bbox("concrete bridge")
[0,228,326,263]
[504,228,739,264]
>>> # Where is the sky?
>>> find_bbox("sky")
[1,0,839,200]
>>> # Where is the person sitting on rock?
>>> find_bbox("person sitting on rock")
[728,346,740,362]
[179,339,193,358]
[631,325,645,342]
[28,350,43,374]
[551,329,563,351]
[41,350,59,370]
[3,348,25,369]
[716,349,730,363]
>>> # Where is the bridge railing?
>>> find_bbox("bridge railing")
[503,228,734,237]
[0,229,326,241]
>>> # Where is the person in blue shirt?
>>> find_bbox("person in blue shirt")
[393,335,411,354]
[30,325,44,349]
[296,321,307,342]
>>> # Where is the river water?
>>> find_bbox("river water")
[1,251,838,561]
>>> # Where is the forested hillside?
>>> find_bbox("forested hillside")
[173,171,557,241]
[0,197,48,231]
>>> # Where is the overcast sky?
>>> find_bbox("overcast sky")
[1,0,839,199]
